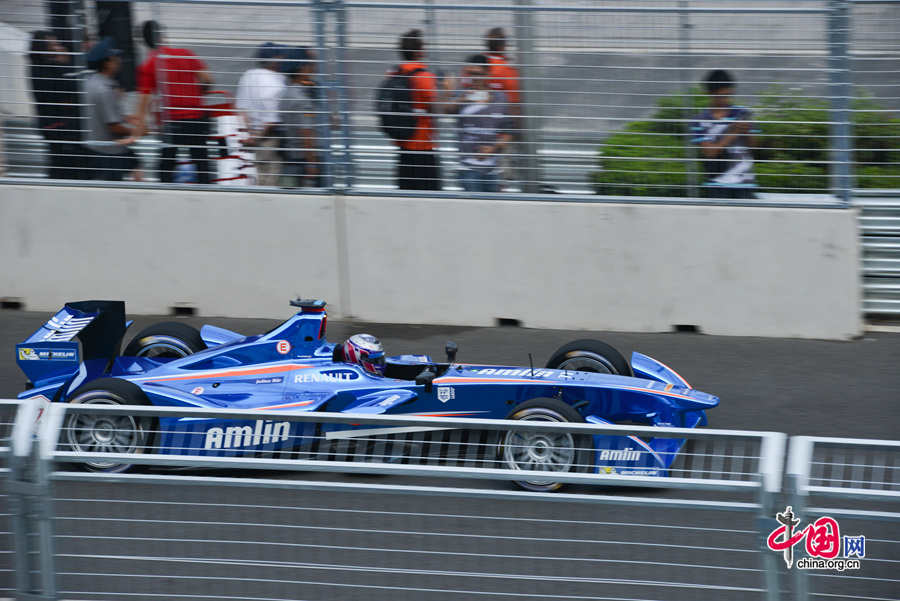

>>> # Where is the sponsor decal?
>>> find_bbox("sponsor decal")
[617,468,661,476]
[603,466,616,474]
[436,386,455,403]
[204,420,291,449]
[191,386,204,395]
[475,368,556,378]
[19,348,39,360]
[17,347,76,361]
[598,448,643,462]
[294,369,359,384]
[276,340,291,355]
[766,506,864,571]
[255,377,283,385]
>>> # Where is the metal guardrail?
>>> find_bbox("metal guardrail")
[786,436,900,601]
[9,400,787,601]
[0,400,20,600]
[856,190,900,315]
[7,398,899,601]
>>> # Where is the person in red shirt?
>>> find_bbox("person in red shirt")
[135,20,214,184]
[394,29,441,190]
[484,28,521,114]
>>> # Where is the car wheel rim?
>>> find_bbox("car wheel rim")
[135,335,194,359]
[65,392,143,471]
[503,408,576,488]
[556,353,617,374]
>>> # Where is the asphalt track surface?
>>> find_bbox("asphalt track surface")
[2,310,899,600]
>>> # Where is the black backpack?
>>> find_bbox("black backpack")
[375,66,425,141]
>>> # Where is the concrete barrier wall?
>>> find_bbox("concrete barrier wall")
[0,185,342,317]
[1,184,862,339]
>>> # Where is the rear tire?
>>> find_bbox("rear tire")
[545,339,631,376]
[123,322,206,358]
[501,398,593,492]
[63,378,153,473]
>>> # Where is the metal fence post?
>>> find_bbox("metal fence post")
[8,400,57,601]
[828,0,853,206]
[334,0,355,189]
[513,0,544,193]
[679,0,699,198]
[757,432,786,601]
[787,436,813,601]
[313,0,335,191]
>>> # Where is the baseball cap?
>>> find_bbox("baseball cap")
[85,37,122,64]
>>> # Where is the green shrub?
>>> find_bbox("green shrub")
[591,87,900,195]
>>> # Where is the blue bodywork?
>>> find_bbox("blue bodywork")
[17,300,719,476]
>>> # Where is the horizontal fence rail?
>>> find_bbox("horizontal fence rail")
[5,397,900,600]
[40,403,784,494]
[0,0,897,204]
[787,435,900,601]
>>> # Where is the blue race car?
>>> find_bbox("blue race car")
[16,299,719,491]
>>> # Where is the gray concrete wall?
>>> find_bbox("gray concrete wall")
[0,185,342,317]
[0,184,862,338]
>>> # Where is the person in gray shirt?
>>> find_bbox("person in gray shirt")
[278,51,319,188]
[83,38,140,181]
[443,54,514,193]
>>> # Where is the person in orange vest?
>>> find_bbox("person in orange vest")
[484,28,522,188]
[484,28,521,116]
[394,29,441,190]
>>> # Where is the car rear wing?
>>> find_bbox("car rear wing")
[17,300,128,387]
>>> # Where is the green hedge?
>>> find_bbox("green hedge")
[591,88,900,196]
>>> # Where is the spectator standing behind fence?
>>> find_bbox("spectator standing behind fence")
[237,42,286,186]
[28,31,84,180]
[484,28,521,113]
[484,28,521,187]
[83,38,141,181]
[135,20,213,184]
[443,55,513,193]
[279,50,318,188]
[690,70,759,199]
[393,29,441,190]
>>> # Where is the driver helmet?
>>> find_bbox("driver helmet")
[343,333,385,376]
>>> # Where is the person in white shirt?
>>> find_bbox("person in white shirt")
[236,42,286,186]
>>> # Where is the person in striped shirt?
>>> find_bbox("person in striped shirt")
[691,70,759,199]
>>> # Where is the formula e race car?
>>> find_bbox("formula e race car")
[16,299,719,491]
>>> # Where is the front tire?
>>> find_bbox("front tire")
[123,321,206,358]
[501,398,593,492]
[545,339,631,376]
[63,378,152,473]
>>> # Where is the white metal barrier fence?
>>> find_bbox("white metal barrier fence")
[9,400,789,601]
[5,399,899,601]
[1,0,898,201]
[0,400,19,599]
[787,436,900,601]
